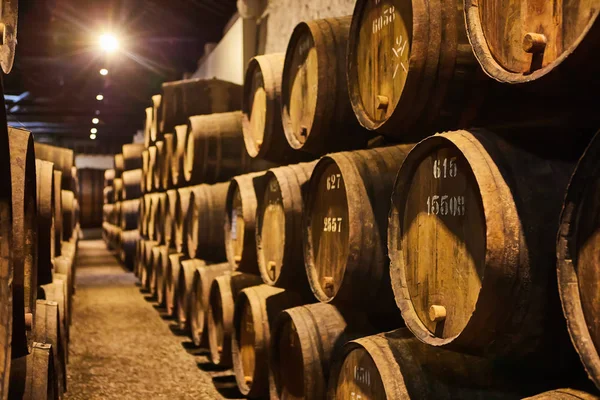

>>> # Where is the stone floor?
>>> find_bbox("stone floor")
[64,240,242,400]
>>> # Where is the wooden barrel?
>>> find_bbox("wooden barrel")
[11,342,58,400]
[61,190,75,241]
[120,199,140,231]
[242,53,313,164]
[190,263,232,347]
[53,171,63,257]
[122,169,142,200]
[185,111,249,185]
[53,260,73,328]
[464,0,600,85]
[207,272,262,367]
[34,142,75,191]
[153,192,167,245]
[232,284,303,398]
[140,240,157,291]
[104,168,115,187]
[256,162,316,293]
[134,239,144,278]
[114,153,124,178]
[146,146,157,193]
[225,172,264,274]
[388,129,576,361]
[41,275,69,351]
[304,145,413,312]
[165,253,186,317]
[186,183,228,262]
[171,124,187,188]
[160,78,242,136]
[149,245,163,296]
[154,245,174,305]
[557,131,600,390]
[153,141,165,191]
[112,178,123,202]
[35,160,55,286]
[150,94,162,142]
[524,390,600,400]
[144,107,153,147]
[161,133,174,190]
[281,17,369,155]
[163,189,178,248]
[120,230,139,271]
[103,186,114,204]
[33,299,65,397]
[174,187,193,254]
[329,329,539,400]
[270,303,374,399]
[146,193,159,241]
[141,194,152,238]
[9,127,38,358]
[113,201,122,226]
[122,143,145,171]
[176,258,206,332]
[346,0,482,139]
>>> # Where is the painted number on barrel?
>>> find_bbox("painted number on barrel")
[326,174,342,190]
[354,365,371,386]
[372,5,396,34]
[323,217,343,233]
[427,195,465,216]
[433,158,458,179]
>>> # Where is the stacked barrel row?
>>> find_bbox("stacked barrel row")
[107,0,599,398]
[0,134,80,400]
[102,143,145,269]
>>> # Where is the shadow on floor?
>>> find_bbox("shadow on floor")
[213,375,243,399]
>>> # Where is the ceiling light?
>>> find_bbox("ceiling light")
[96,94,104,101]
[92,118,99,124]
[90,128,98,134]
[99,33,119,53]
[99,68,108,76]
[90,133,97,140]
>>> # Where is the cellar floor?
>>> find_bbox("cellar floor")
[64,239,242,400]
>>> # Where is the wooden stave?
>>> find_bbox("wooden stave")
[121,169,143,200]
[176,258,205,332]
[231,284,303,398]
[33,142,75,191]
[35,160,55,286]
[9,127,38,359]
[225,172,265,274]
[207,272,263,367]
[242,54,313,164]
[122,143,145,171]
[303,145,413,310]
[388,129,577,362]
[190,263,232,347]
[186,183,228,262]
[557,131,600,390]
[256,162,316,293]
[281,17,370,155]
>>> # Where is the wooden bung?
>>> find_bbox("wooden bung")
[557,131,600,390]
[165,252,186,318]
[329,330,551,399]
[242,53,313,164]
[303,145,413,314]
[176,258,206,333]
[186,183,228,262]
[347,0,483,139]
[9,126,38,358]
[174,187,193,254]
[388,129,576,362]
[281,17,370,155]
[207,272,262,367]
[256,162,316,294]
[270,303,374,399]
[190,263,232,347]
[122,143,145,171]
[225,172,265,274]
[35,159,55,286]
[232,284,303,398]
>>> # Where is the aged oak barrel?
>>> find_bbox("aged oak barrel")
[114,153,124,178]
[9,127,38,359]
[161,133,174,190]
[190,263,232,347]
[346,0,482,139]
[154,245,174,305]
[256,162,316,294]
[270,303,374,399]
[53,259,73,327]
[163,189,178,248]
[165,253,186,317]
[33,299,65,397]
[388,129,576,362]
[35,160,55,286]
[242,53,312,164]
[103,186,114,205]
[121,169,142,200]
[304,145,413,313]
[171,124,188,188]
[281,17,369,155]
[53,171,62,257]
[104,168,115,187]
[146,146,157,193]
[120,199,139,231]
[140,240,158,291]
[152,192,168,245]
[122,143,145,171]
[41,275,69,353]
[153,140,165,191]
[232,284,303,398]
[186,183,228,262]
[61,190,75,241]
[329,329,541,400]
[144,107,153,147]
[174,187,193,254]
[207,272,262,367]
[149,245,163,297]
[160,78,242,136]
[176,258,207,332]
[150,94,162,143]
[11,342,58,400]
[557,131,600,390]
[120,230,139,271]
[225,172,264,274]
[112,178,123,202]
[141,149,149,194]
[34,142,75,191]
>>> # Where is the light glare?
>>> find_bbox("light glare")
[99,68,109,76]
[99,33,119,52]
[92,118,99,124]
[90,133,97,140]
[90,128,98,134]
[96,94,104,101]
